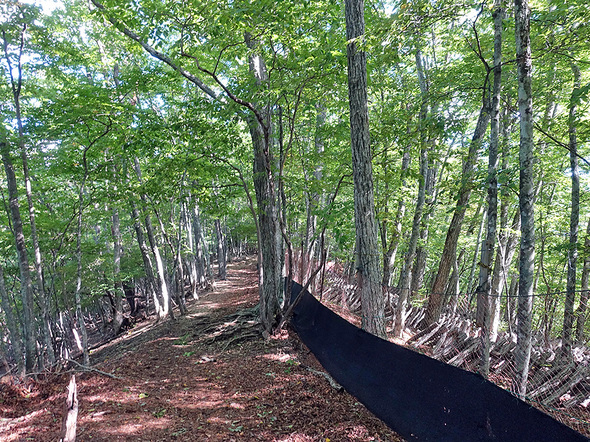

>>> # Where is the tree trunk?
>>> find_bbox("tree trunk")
[513,0,535,398]
[562,63,581,357]
[133,159,173,319]
[0,264,24,374]
[74,179,90,366]
[345,0,385,338]
[490,209,520,341]
[302,102,326,284]
[410,164,436,295]
[184,202,199,300]
[130,201,164,319]
[381,150,410,288]
[424,103,490,326]
[11,63,55,368]
[478,0,504,378]
[192,205,211,283]
[393,50,429,338]
[111,208,125,334]
[1,140,37,374]
[576,218,590,343]
[215,219,227,280]
[243,32,284,333]
[464,203,486,296]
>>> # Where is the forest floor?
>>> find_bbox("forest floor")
[0,257,403,441]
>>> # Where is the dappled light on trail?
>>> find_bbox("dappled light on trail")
[0,258,399,441]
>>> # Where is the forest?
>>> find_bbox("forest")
[1,0,590,438]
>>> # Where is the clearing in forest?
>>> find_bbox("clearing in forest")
[0,258,402,441]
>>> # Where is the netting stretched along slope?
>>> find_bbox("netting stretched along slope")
[289,280,589,441]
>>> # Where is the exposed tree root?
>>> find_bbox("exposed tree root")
[65,359,123,380]
[304,366,343,392]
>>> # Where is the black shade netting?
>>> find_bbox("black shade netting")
[288,280,588,441]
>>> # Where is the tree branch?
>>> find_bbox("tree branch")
[89,0,218,100]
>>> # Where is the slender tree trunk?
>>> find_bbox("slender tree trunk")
[9,61,55,367]
[192,206,211,282]
[381,150,410,288]
[465,203,486,296]
[345,0,385,337]
[130,201,164,319]
[576,218,590,343]
[133,159,173,319]
[111,208,125,334]
[0,264,24,374]
[490,209,520,341]
[424,103,490,326]
[478,0,504,378]
[513,0,535,398]
[184,202,199,300]
[302,102,326,284]
[562,63,581,357]
[1,140,36,373]
[3,20,46,372]
[410,163,436,295]
[144,210,173,319]
[393,50,429,338]
[74,180,90,366]
[215,219,227,280]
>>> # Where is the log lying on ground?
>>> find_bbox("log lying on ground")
[60,374,78,442]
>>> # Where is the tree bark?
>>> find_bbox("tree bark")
[513,0,535,398]
[423,102,490,326]
[345,0,385,338]
[192,206,211,281]
[393,50,429,338]
[111,208,125,334]
[562,62,581,357]
[490,209,520,341]
[215,219,227,280]
[1,140,37,373]
[0,264,24,374]
[381,150,410,288]
[130,201,164,319]
[576,218,590,343]
[3,26,55,368]
[242,32,285,333]
[478,0,504,378]
[410,163,436,295]
[74,165,90,366]
[133,159,173,319]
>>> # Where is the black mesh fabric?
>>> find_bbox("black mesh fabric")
[289,281,588,441]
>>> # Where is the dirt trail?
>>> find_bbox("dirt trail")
[0,258,402,441]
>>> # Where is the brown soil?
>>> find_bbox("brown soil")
[0,258,403,441]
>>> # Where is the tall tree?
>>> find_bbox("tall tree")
[345,0,385,337]
[478,0,504,377]
[562,62,581,357]
[577,218,590,343]
[513,0,535,398]
[423,101,490,326]
[1,139,36,373]
[393,50,429,338]
[89,0,289,332]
